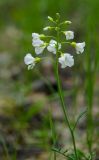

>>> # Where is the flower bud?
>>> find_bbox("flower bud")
[56,13,60,19]
[64,21,72,24]
[40,34,46,38]
[48,16,54,22]
[55,27,60,31]
[35,57,41,62]
[43,26,51,31]
[71,42,76,47]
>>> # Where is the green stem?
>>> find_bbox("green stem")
[54,152,56,160]
[49,109,57,160]
[61,41,71,44]
[55,23,78,160]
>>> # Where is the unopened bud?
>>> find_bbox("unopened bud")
[56,13,60,19]
[43,26,50,31]
[65,21,72,24]
[55,27,60,31]
[71,42,76,47]
[35,57,41,63]
[48,16,54,22]
[40,34,46,38]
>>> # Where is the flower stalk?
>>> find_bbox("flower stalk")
[55,19,79,160]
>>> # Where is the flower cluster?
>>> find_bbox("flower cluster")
[24,16,85,70]
[32,33,46,55]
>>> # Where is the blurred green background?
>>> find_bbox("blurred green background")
[0,0,99,159]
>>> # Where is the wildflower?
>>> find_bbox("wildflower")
[47,40,61,54]
[59,53,74,68]
[72,42,85,54]
[75,42,85,54]
[32,39,44,47]
[24,53,36,70]
[64,31,74,40]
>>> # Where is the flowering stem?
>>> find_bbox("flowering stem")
[61,41,71,45]
[55,22,78,160]
[44,36,56,39]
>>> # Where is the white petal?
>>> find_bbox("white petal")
[35,46,45,54]
[82,42,85,47]
[64,54,74,67]
[24,53,35,65]
[50,40,57,45]
[65,31,74,40]
[59,57,66,68]
[76,42,85,54]
[32,33,40,39]
[59,53,74,68]
[32,39,44,47]
[47,45,56,54]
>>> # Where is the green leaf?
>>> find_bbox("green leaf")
[73,110,87,131]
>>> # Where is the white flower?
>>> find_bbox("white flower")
[24,53,35,65]
[64,31,74,40]
[47,40,61,54]
[32,38,46,54]
[32,39,44,47]
[59,53,74,68]
[32,33,40,39]
[47,40,57,54]
[24,53,35,70]
[75,42,85,54]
